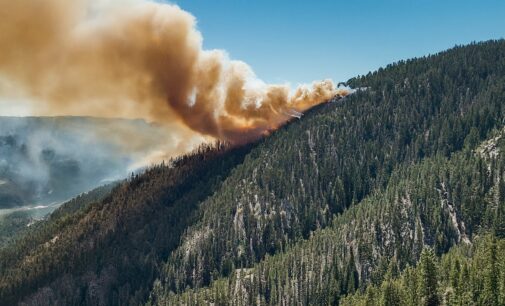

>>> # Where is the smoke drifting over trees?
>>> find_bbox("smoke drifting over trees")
[0,117,170,210]
[0,0,349,145]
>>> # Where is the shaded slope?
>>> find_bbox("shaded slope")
[0,144,253,305]
[0,212,34,249]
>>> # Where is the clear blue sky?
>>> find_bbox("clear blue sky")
[169,0,505,85]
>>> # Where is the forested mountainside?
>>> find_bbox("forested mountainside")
[0,40,504,305]
[150,39,505,301]
[340,235,505,306]
[156,128,505,305]
[0,212,34,249]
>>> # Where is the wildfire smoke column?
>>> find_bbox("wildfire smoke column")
[0,0,351,144]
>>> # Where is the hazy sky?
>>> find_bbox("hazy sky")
[171,0,505,85]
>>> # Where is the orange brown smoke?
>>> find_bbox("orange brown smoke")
[0,0,351,144]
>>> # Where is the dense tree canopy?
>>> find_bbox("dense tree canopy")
[1,40,505,305]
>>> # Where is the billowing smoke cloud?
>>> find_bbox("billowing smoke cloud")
[0,0,350,145]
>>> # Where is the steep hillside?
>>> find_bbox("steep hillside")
[0,212,34,249]
[0,144,252,305]
[156,128,505,304]
[154,39,505,296]
[0,40,504,305]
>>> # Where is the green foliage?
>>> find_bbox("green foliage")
[158,39,505,297]
[342,235,505,306]
[2,40,505,305]
[0,211,33,249]
[0,143,253,305]
[156,134,505,305]
[418,248,439,306]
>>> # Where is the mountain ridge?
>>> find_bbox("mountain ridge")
[1,39,505,305]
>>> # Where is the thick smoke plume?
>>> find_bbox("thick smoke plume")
[0,0,350,144]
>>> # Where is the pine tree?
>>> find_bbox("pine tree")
[380,280,402,306]
[418,248,439,306]
[481,236,499,305]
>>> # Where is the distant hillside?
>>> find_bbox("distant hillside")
[0,183,116,249]
[0,117,165,211]
[1,40,505,305]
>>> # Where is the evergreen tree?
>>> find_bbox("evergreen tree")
[482,236,499,305]
[380,280,402,306]
[418,248,439,306]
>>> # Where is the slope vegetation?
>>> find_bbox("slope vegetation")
[155,39,505,298]
[158,128,505,304]
[0,144,253,305]
[0,40,504,305]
